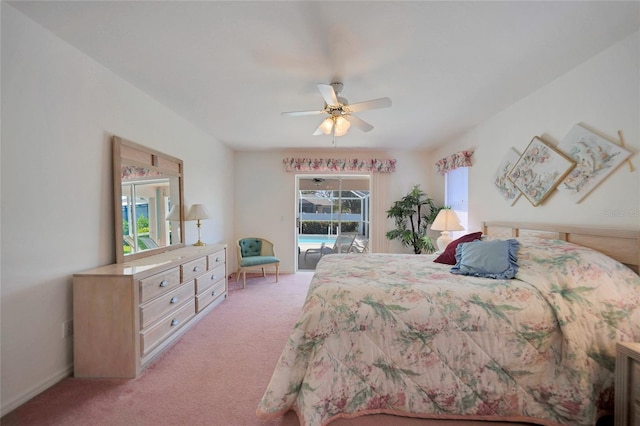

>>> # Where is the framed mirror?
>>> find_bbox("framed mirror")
[113,136,185,263]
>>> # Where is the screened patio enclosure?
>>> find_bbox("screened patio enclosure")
[297,176,370,270]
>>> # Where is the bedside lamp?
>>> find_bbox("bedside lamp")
[186,204,210,246]
[431,209,464,252]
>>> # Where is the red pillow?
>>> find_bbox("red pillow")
[433,232,483,265]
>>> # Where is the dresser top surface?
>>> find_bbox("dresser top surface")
[75,243,226,277]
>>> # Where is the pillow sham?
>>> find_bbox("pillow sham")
[450,238,519,279]
[433,232,483,265]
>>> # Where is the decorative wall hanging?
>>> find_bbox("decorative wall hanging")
[618,130,635,172]
[492,147,522,206]
[508,137,576,207]
[435,150,474,175]
[283,158,396,173]
[556,124,632,203]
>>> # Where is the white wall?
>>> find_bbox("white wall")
[234,31,640,275]
[1,5,234,414]
[231,33,640,272]
[233,149,434,274]
[429,31,640,231]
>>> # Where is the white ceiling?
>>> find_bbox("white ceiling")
[9,1,640,151]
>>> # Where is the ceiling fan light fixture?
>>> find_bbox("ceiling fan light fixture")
[283,82,391,141]
[319,117,334,135]
[334,116,351,136]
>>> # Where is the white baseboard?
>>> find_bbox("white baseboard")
[1,364,73,417]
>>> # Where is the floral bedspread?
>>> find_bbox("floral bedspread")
[256,238,640,426]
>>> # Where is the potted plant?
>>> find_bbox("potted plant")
[386,185,442,254]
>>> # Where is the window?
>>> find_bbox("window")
[444,167,469,238]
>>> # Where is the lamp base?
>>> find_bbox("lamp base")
[436,231,452,252]
[193,220,206,246]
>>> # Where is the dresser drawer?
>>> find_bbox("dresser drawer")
[140,281,195,329]
[139,268,181,303]
[196,280,226,312]
[141,300,196,355]
[208,250,226,269]
[181,256,207,282]
[194,264,225,294]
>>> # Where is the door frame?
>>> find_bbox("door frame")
[295,174,371,271]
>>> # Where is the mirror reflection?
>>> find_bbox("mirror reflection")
[114,137,184,263]
[121,169,179,254]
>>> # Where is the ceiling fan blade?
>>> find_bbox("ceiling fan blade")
[282,110,325,116]
[345,115,374,132]
[317,83,339,106]
[347,97,392,113]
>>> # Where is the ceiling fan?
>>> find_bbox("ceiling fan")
[282,82,392,140]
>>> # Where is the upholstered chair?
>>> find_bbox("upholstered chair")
[236,238,280,288]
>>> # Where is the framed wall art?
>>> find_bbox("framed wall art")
[556,124,631,203]
[508,137,576,207]
[493,147,522,206]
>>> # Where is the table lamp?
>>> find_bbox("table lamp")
[186,204,210,246]
[431,209,464,252]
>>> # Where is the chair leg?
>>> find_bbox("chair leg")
[262,267,266,277]
[242,271,246,289]
[236,268,240,282]
[275,264,279,283]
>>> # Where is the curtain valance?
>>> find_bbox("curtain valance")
[435,150,474,175]
[283,158,396,173]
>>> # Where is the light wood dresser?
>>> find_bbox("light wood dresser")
[616,342,640,426]
[73,244,227,378]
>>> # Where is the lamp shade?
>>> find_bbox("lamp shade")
[431,209,464,231]
[319,118,334,135]
[333,116,351,136]
[165,205,181,221]
[431,209,464,252]
[319,116,351,137]
[186,204,210,221]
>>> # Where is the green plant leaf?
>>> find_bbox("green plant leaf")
[386,185,442,254]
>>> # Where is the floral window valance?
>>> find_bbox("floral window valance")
[283,158,396,173]
[435,150,474,175]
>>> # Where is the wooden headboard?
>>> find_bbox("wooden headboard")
[482,221,640,274]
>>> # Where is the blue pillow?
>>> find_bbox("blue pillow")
[450,239,519,279]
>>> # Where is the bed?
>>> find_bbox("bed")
[257,222,640,426]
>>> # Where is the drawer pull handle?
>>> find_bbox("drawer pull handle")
[193,266,200,272]
[212,290,217,296]
[160,280,168,288]
[170,297,178,304]
[211,274,216,280]
[215,257,220,262]
[171,319,179,326]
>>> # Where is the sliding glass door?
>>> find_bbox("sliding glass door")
[296,175,370,271]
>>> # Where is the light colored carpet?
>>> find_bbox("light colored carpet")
[2,272,537,426]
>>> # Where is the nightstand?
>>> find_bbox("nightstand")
[616,342,640,426]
